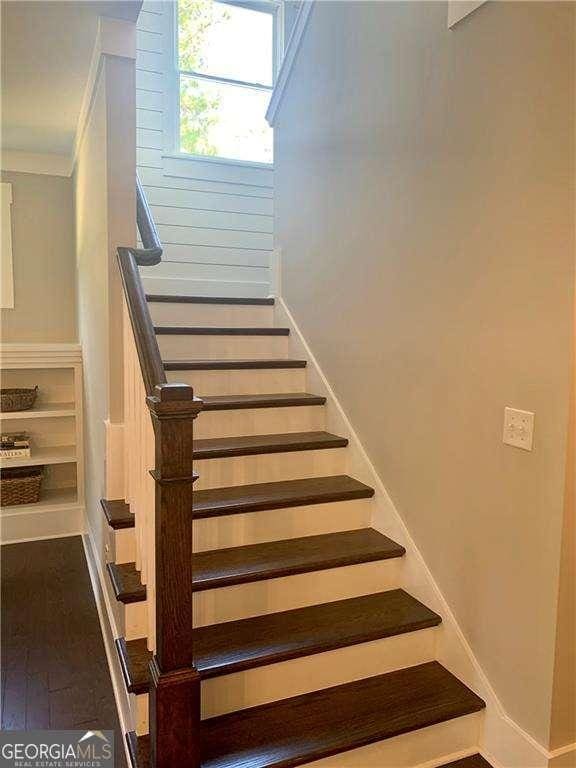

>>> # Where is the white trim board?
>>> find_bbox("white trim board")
[266,1,315,126]
[105,420,125,500]
[272,282,560,768]
[82,527,134,768]
[0,151,72,177]
[1,182,14,308]
[72,15,137,171]
[0,342,82,366]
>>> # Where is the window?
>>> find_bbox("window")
[177,0,278,164]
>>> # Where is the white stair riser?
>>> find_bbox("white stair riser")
[124,602,147,641]
[134,627,438,733]
[157,334,288,360]
[194,499,372,552]
[149,303,274,328]
[111,528,136,565]
[195,448,347,490]
[204,628,438,718]
[195,405,325,439]
[123,558,401,640]
[134,693,148,736]
[167,367,307,395]
[194,558,401,627]
[304,713,482,768]
[107,499,371,559]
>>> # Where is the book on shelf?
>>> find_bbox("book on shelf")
[1,432,31,458]
[0,447,31,458]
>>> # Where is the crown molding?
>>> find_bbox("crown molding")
[266,1,315,127]
[1,150,73,177]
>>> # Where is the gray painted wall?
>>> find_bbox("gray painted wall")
[274,0,574,748]
[1,171,77,343]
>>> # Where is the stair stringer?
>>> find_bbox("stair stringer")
[274,294,549,768]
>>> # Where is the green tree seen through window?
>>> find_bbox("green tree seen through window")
[178,0,229,156]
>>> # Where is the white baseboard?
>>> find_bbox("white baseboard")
[274,292,553,768]
[0,505,84,544]
[83,524,134,767]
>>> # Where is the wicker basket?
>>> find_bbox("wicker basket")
[1,387,38,412]
[0,466,44,506]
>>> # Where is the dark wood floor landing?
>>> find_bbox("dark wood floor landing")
[1,536,126,767]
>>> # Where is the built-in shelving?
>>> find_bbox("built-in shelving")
[0,402,75,420]
[1,486,78,516]
[0,445,76,469]
[0,344,84,543]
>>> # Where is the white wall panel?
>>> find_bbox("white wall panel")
[137,109,163,131]
[163,156,273,188]
[137,128,163,150]
[150,205,273,233]
[159,244,270,268]
[136,69,163,92]
[139,167,272,199]
[136,90,163,111]
[156,224,272,250]
[144,185,273,215]
[136,29,163,53]
[137,10,162,32]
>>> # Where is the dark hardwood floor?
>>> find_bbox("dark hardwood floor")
[1,536,126,767]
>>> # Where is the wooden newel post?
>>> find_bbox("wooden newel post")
[147,382,203,768]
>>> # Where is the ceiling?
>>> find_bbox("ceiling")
[1,1,141,157]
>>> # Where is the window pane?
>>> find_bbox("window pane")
[180,75,273,163]
[179,0,274,86]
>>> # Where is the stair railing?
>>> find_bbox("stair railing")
[117,176,203,767]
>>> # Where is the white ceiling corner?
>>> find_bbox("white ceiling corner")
[1,1,142,166]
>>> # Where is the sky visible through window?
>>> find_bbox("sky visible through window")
[178,0,274,163]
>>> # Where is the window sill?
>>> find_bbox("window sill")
[163,152,274,171]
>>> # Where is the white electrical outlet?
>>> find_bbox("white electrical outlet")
[503,407,535,451]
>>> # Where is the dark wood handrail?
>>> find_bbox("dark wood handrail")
[117,177,202,768]
[117,246,167,396]
[135,174,163,265]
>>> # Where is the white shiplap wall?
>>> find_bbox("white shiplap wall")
[136,1,274,297]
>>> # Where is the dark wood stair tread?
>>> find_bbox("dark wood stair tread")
[201,393,326,410]
[193,475,374,519]
[438,756,493,768]
[100,498,132,529]
[164,359,307,371]
[129,663,485,768]
[109,529,404,602]
[147,295,275,305]
[101,476,374,530]
[155,326,289,335]
[107,562,146,604]
[200,661,485,768]
[117,638,151,694]
[193,431,348,460]
[117,589,441,693]
[192,529,404,592]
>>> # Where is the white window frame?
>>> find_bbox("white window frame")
[168,0,282,168]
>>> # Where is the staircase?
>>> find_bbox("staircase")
[104,183,492,768]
